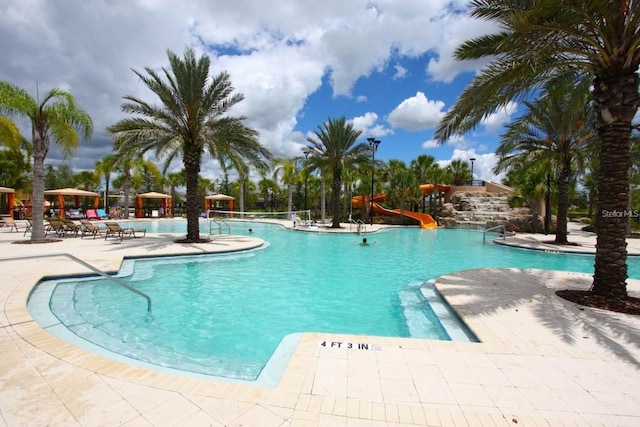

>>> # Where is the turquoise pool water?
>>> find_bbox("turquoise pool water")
[29,221,640,384]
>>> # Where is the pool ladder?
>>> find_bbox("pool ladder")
[483,224,507,243]
[209,219,231,235]
[348,217,367,234]
[0,253,152,312]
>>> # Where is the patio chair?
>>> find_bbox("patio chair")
[85,209,100,220]
[2,216,30,233]
[96,208,109,219]
[79,219,105,239]
[61,218,81,237]
[45,218,67,237]
[104,222,146,241]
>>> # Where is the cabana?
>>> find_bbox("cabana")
[43,188,100,218]
[205,194,235,218]
[135,192,173,218]
[0,187,16,216]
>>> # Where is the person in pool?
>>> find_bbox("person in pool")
[360,237,376,245]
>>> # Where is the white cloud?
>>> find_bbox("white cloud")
[393,65,408,79]
[350,112,394,138]
[387,91,446,131]
[438,149,503,182]
[425,13,498,83]
[480,101,519,135]
[0,0,497,171]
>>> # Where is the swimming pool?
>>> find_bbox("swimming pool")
[29,220,640,385]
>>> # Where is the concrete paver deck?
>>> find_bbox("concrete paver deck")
[1,219,639,426]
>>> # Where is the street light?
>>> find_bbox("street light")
[303,149,310,211]
[469,157,476,185]
[367,137,381,225]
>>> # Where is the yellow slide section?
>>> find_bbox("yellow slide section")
[351,195,438,229]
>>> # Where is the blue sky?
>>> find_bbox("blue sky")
[0,0,517,183]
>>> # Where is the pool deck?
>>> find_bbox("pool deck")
[1,219,639,426]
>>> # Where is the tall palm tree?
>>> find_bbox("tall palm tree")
[435,0,640,300]
[164,171,185,216]
[496,79,592,244]
[0,83,93,241]
[107,47,271,242]
[272,157,298,216]
[95,154,118,212]
[411,155,437,212]
[306,117,369,228]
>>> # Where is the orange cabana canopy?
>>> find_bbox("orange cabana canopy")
[43,188,100,218]
[205,194,235,218]
[135,192,173,218]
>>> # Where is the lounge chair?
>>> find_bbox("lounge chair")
[45,218,67,237]
[2,216,30,233]
[65,208,84,219]
[104,222,146,241]
[62,218,81,237]
[85,209,100,220]
[79,219,105,239]
[96,208,109,219]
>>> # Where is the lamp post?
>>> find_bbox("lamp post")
[469,157,476,185]
[303,150,310,211]
[367,137,381,225]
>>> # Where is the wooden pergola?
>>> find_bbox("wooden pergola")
[43,188,100,218]
[135,192,173,218]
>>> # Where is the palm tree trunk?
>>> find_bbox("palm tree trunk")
[320,173,326,223]
[184,151,202,241]
[239,176,245,219]
[591,73,640,298]
[30,133,47,241]
[331,171,341,228]
[123,167,131,219]
[287,184,293,218]
[554,162,571,244]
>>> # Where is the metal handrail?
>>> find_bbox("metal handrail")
[0,253,152,312]
[483,224,506,243]
[209,219,231,235]
[356,220,367,234]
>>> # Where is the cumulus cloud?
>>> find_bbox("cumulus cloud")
[438,149,503,182]
[480,101,519,135]
[0,0,497,173]
[350,112,394,138]
[387,92,446,131]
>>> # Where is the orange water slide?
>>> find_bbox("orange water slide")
[351,194,438,229]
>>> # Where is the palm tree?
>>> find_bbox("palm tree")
[447,159,472,185]
[434,0,640,300]
[107,47,271,242]
[0,116,31,189]
[164,171,185,216]
[306,117,369,228]
[272,157,298,217]
[411,155,437,212]
[385,159,420,219]
[0,83,93,241]
[503,158,550,233]
[95,154,118,212]
[496,79,592,244]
